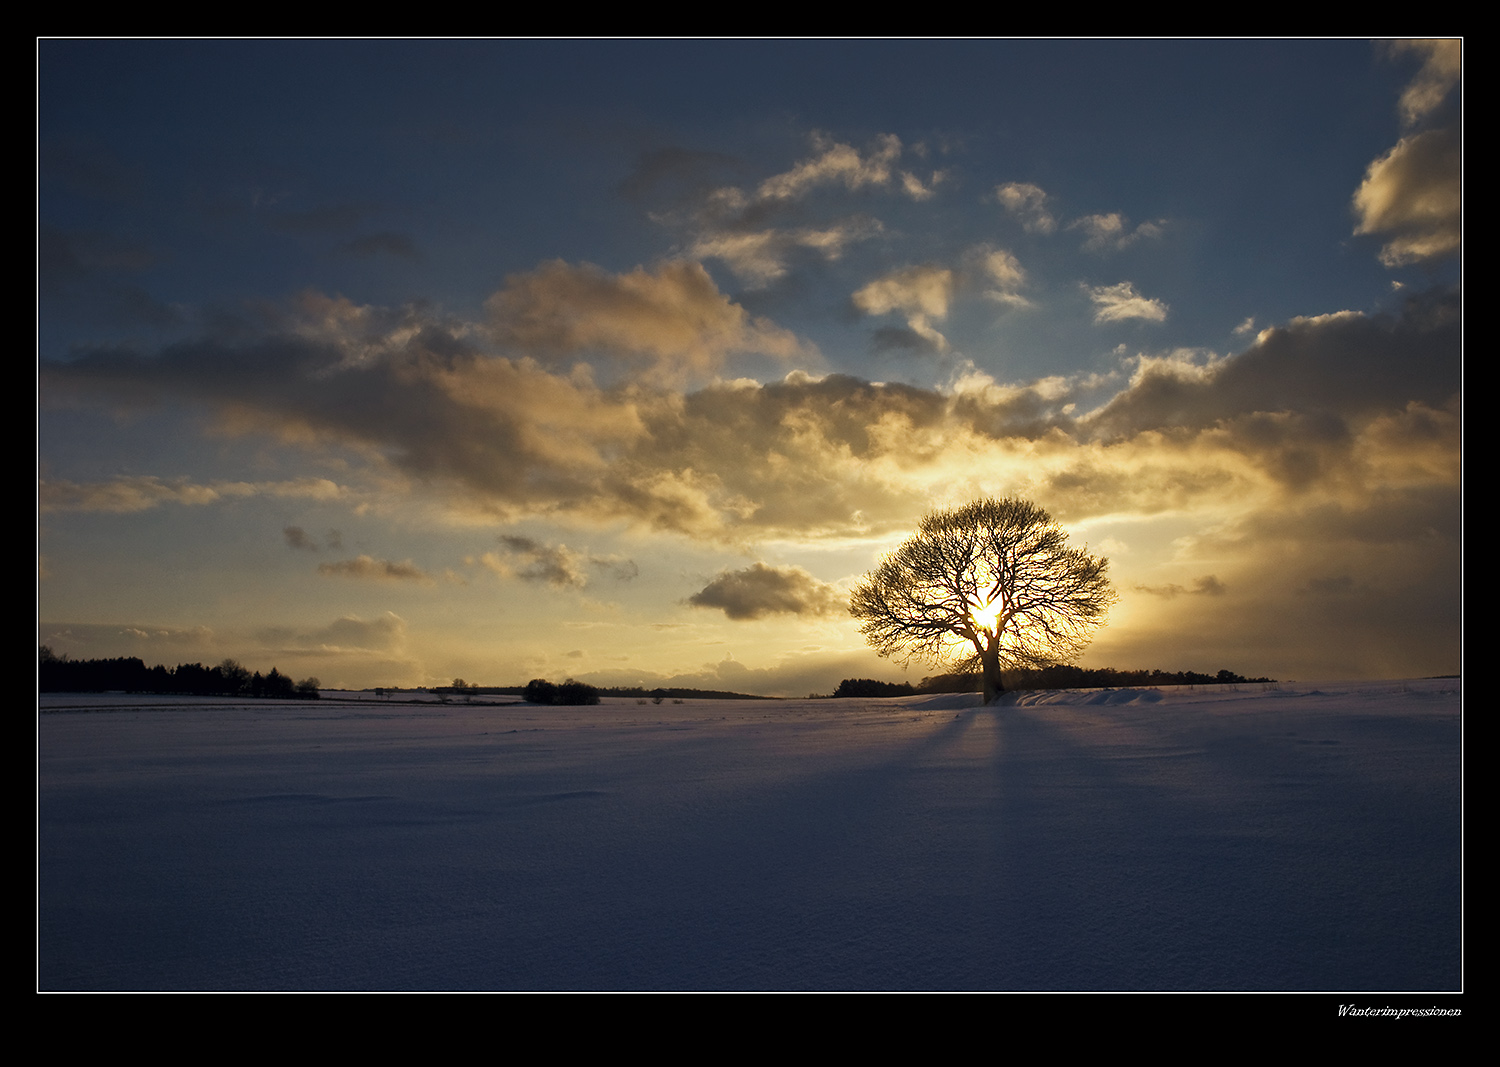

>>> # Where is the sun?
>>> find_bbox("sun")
[969,599,1000,634]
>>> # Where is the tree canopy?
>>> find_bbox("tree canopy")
[849,498,1116,703]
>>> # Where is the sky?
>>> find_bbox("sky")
[38,40,1461,694]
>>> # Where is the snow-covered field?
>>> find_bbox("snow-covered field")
[38,679,1461,991]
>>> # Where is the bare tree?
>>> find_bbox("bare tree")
[849,498,1116,704]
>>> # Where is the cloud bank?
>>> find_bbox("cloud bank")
[41,280,1457,547]
[40,261,1459,678]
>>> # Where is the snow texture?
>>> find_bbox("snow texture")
[38,679,1460,991]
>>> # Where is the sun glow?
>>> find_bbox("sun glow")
[970,599,1000,634]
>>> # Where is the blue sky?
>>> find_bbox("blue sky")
[39,40,1460,692]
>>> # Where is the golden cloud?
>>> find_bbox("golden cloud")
[41,286,1458,555]
[486,260,811,383]
[853,265,956,351]
[1353,39,1461,266]
[1353,127,1461,265]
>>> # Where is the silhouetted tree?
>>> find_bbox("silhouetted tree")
[554,679,600,705]
[850,498,1116,704]
[524,678,557,704]
[219,659,251,695]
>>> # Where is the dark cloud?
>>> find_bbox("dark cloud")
[1135,575,1227,599]
[592,556,640,582]
[283,525,317,550]
[39,226,180,327]
[871,325,940,354]
[617,145,743,204]
[688,562,843,621]
[1088,292,1460,441]
[494,535,587,588]
[39,227,156,293]
[488,535,637,588]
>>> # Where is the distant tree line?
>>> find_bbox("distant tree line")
[598,685,775,701]
[994,665,1273,690]
[826,665,1273,697]
[523,678,600,706]
[39,648,320,699]
[833,678,918,697]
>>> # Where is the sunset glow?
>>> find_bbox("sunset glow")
[38,41,1460,692]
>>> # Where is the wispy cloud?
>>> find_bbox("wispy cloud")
[750,132,940,203]
[317,556,432,582]
[1389,39,1461,128]
[40,476,347,513]
[994,182,1056,235]
[664,132,937,285]
[688,219,880,286]
[1085,281,1168,323]
[973,246,1032,308]
[1135,575,1227,598]
[1068,212,1165,253]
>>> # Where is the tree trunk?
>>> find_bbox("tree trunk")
[981,634,1004,704]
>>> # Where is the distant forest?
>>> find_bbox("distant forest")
[832,665,1275,698]
[39,646,1272,703]
[39,647,320,699]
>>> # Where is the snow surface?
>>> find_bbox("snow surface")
[38,680,1461,991]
